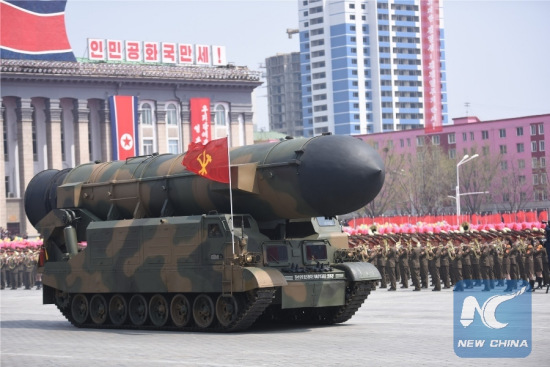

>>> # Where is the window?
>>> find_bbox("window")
[518,175,526,184]
[531,125,537,135]
[531,141,537,152]
[499,128,506,138]
[304,242,328,262]
[166,104,178,125]
[143,139,154,155]
[518,159,525,169]
[462,132,467,141]
[499,145,507,154]
[532,158,538,168]
[168,139,179,154]
[482,146,490,156]
[541,173,547,184]
[540,140,545,151]
[215,105,226,126]
[448,133,455,144]
[516,143,524,153]
[416,136,424,147]
[540,157,546,167]
[533,174,539,185]
[481,130,489,140]
[449,148,456,159]
[539,124,544,134]
[516,127,523,136]
[470,132,475,141]
[432,135,440,145]
[141,103,153,125]
[503,193,510,202]
[266,244,289,264]
[500,161,508,170]
[520,192,526,201]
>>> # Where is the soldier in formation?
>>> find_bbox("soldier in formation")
[347,225,550,293]
[0,245,41,290]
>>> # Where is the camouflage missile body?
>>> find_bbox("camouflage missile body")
[25,134,384,331]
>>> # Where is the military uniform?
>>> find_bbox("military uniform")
[480,244,493,291]
[0,250,7,289]
[376,247,387,288]
[409,246,421,291]
[398,247,410,289]
[429,245,442,291]
[386,246,397,291]
[461,245,473,288]
[439,248,451,288]
[419,246,429,289]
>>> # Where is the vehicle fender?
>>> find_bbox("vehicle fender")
[241,267,288,291]
[333,262,381,281]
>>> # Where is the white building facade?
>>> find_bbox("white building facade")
[299,0,448,136]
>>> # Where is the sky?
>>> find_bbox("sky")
[64,0,550,132]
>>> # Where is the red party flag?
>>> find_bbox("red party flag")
[182,137,229,183]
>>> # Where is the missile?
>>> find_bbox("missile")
[25,134,385,225]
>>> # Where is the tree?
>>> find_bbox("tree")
[460,144,501,214]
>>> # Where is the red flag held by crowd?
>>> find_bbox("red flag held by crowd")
[182,137,229,183]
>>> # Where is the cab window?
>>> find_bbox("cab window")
[208,224,222,238]
[265,244,289,264]
[305,242,328,261]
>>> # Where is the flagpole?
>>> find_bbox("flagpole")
[226,133,235,256]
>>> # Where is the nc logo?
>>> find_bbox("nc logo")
[460,286,527,329]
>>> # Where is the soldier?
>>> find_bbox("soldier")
[470,239,482,286]
[376,243,387,289]
[398,243,410,289]
[505,240,520,292]
[450,242,464,291]
[534,241,544,289]
[0,248,7,289]
[461,242,473,289]
[493,241,504,287]
[409,242,421,291]
[419,242,429,289]
[440,244,451,289]
[480,243,493,291]
[525,242,535,291]
[23,249,37,290]
[516,239,528,287]
[429,242,442,291]
[386,244,398,291]
[7,249,19,289]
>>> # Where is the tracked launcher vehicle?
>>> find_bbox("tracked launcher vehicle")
[25,134,385,331]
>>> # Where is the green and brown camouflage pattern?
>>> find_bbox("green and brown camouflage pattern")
[25,134,384,331]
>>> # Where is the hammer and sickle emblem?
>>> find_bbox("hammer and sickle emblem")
[197,150,212,175]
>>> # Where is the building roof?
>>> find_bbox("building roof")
[0,58,262,85]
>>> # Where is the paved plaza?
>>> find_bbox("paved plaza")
[1,286,548,367]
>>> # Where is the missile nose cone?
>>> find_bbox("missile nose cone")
[299,135,385,217]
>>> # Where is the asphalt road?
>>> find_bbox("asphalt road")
[1,285,548,367]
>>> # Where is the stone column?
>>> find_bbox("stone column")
[74,99,90,164]
[18,98,36,236]
[101,98,112,161]
[47,99,63,169]
[156,102,167,154]
[181,102,191,149]
[0,103,6,229]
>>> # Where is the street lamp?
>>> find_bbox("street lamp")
[456,154,479,225]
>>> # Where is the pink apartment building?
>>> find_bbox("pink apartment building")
[357,113,550,214]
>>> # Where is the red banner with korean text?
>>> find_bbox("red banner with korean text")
[190,98,211,145]
[421,0,442,133]
[109,95,139,160]
[182,137,229,183]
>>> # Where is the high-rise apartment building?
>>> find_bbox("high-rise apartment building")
[265,53,304,136]
[299,0,448,137]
